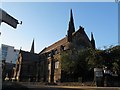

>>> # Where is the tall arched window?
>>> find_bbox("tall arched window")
[55,61,59,69]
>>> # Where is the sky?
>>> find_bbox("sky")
[1,2,118,53]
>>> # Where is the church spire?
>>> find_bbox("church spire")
[30,39,34,53]
[91,32,95,49]
[69,9,75,33]
[67,9,75,42]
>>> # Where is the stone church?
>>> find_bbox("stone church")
[13,40,39,81]
[39,9,95,83]
[13,9,95,83]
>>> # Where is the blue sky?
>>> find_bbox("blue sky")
[1,2,118,53]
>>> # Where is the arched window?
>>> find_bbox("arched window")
[55,49,58,54]
[55,61,59,69]
[60,45,64,51]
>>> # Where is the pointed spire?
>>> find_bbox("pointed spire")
[69,9,75,33]
[70,9,74,24]
[91,32,94,40]
[30,39,34,53]
[91,32,95,49]
[67,9,75,42]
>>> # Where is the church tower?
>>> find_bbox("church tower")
[91,32,95,49]
[67,9,75,42]
[30,39,34,53]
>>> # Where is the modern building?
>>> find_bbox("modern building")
[1,44,19,81]
[2,60,15,81]
[1,44,19,64]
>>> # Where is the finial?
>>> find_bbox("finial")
[91,32,94,39]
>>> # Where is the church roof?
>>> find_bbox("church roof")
[20,50,39,61]
[40,9,92,54]
[40,27,91,54]
[73,26,91,43]
[40,37,68,54]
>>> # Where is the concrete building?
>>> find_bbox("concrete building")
[1,44,19,64]
[1,44,19,81]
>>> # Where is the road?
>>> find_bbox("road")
[26,84,120,90]
[28,87,120,90]
[2,82,120,90]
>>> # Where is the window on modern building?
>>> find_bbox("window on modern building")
[2,47,8,60]
[55,61,59,69]
[2,46,8,52]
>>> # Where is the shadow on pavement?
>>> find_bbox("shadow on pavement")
[2,82,29,90]
[28,87,84,90]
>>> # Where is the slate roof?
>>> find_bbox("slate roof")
[20,50,39,61]
[40,37,68,54]
[40,27,91,54]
